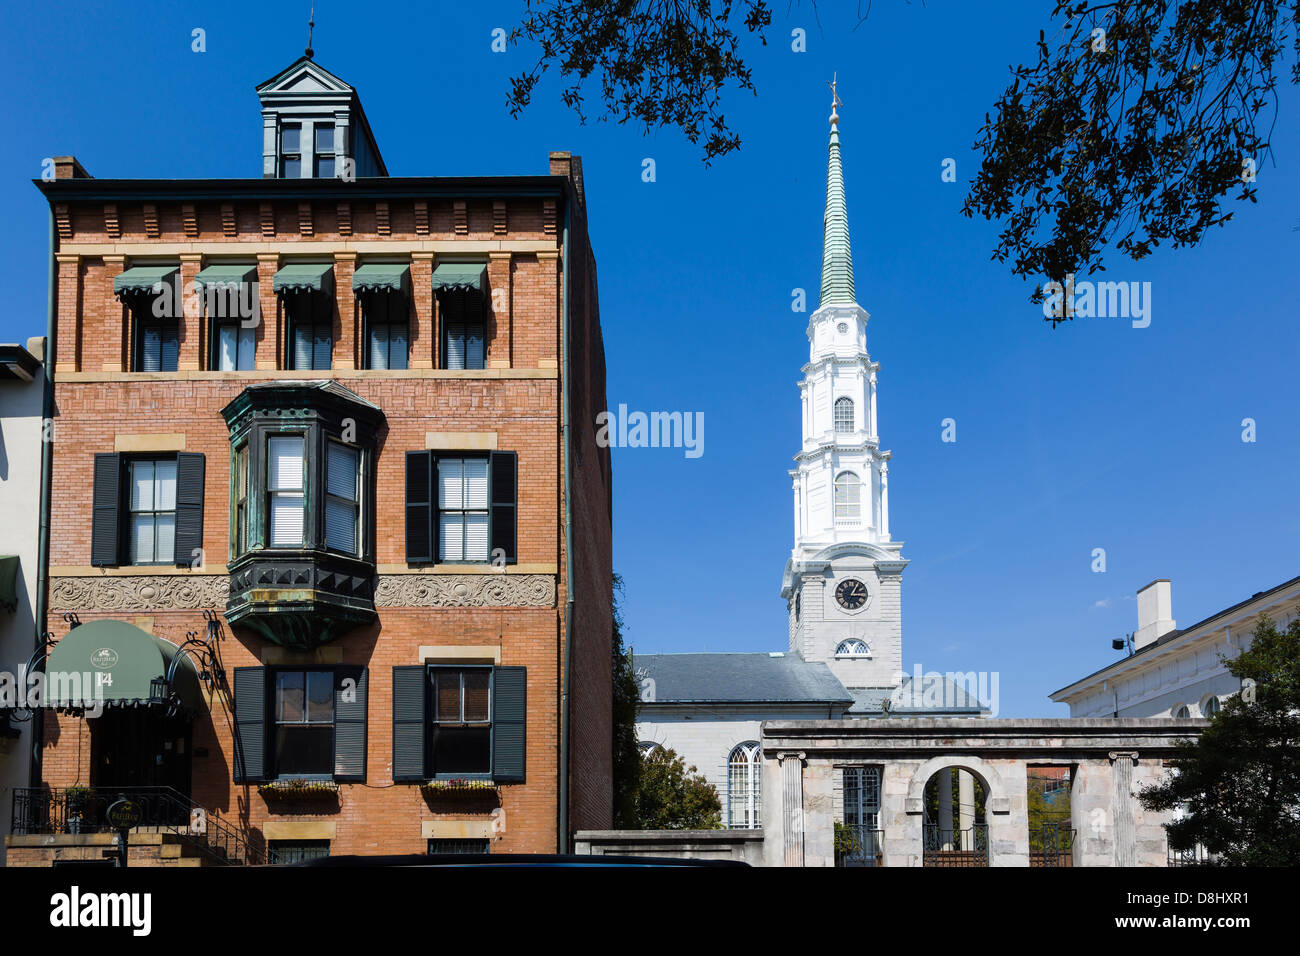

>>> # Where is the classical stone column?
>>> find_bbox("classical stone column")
[1110,751,1138,867]
[778,751,806,867]
[938,767,954,849]
[958,769,975,833]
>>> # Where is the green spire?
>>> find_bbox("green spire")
[819,77,855,306]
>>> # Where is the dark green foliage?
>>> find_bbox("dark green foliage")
[634,746,723,830]
[1140,616,1300,866]
[963,1,1300,312]
[610,573,641,828]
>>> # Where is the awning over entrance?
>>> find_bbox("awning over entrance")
[44,620,202,713]
[352,263,410,295]
[272,262,335,295]
[431,262,487,294]
[112,265,178,297]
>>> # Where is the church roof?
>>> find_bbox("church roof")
[847,677,989,716]
[633,653,852,705]
[819,91,856,306]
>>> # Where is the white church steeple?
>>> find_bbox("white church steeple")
[782,81,907,691]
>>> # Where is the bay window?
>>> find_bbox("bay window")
[267,435,306,547]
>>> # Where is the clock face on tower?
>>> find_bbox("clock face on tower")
[835,578,869,611]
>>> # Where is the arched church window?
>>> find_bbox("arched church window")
[836,639,870,657]
[834,397,855,434]
[834,471,861,522]
[728,742,762,829]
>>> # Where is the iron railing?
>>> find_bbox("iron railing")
[1029,824,1075,866]
[1167,843,1216,867]
[835,826,883,867]
[923,824,989,867]
[11,786,264,866]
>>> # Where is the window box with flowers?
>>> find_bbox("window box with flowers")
[258,779,341,798]
[418,779,498,796]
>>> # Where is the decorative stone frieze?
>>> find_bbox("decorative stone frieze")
[50,575,230,612]
[374,574,555,609]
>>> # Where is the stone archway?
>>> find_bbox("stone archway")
[904,756,1011,866]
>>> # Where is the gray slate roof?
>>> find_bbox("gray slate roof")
[634,653,852,705]
[847,676,989,716]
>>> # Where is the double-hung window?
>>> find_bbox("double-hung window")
[325,441,360,555]
[280,123,302,178]
[267,436,306,547]
[286,292,332,370]
[438,458,489,561]
[429,667,492,777]
[441,291,485,370]
[233,442,249,557]
[314,124,336,178]
[135,319,179,372]
[364,293,409,370]
[128,458,177,564]
[273,670,334,776]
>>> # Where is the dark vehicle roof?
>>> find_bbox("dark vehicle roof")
[286,853,748,868]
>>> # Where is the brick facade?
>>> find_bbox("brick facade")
[28,158,613,861]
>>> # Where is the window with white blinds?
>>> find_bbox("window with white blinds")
[268,436,306,547]
[325,442,360,554]
[444,324,485,371]
[437,457,489,561]
[216,323,257,371]
[128,458,177,564]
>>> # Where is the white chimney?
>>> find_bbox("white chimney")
[1134,579,1176,649]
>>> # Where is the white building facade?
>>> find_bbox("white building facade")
[1052,575,1300,718]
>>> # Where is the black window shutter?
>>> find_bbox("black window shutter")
[405,451,435,563]
[392,665,427,782]
[174,452,206,568]
[489,451,517,564]
[333,666,368,782]
[91,453,122,567]
[492,666,526,783]
[232,667,268,783]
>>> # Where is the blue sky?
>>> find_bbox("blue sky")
[1,1,1296,717]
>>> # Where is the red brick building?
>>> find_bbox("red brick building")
[8,55,613,865]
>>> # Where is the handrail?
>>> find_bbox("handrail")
[10,785,264,866]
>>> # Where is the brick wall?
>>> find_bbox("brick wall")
[37,170,612,857]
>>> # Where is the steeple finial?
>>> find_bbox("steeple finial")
[819,75,856,306]
[305,4,315,59]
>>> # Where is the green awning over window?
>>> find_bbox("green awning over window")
[0,554,18,612]
[44,619,202,713]
[113,265,178,297]
[194,263,258,289]
[353,263,411,295]
[272,263,335,295]
[431,263,487,294]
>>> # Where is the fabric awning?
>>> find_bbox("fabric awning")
[113,265,178,297]
[194,263,258,290]
[44,620,202,713]
[273,263,335,295]
[431,262,487,294]
[353,263,411,295]
[0,555,17,611]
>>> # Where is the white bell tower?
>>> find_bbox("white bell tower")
[781,80,906,692]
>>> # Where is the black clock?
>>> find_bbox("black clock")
[835,578,868,610]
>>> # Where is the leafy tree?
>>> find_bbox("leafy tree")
[508,0,1299,292]
[634,746,723,829]
[1140,615,1300,866]
[964,0,1299,311]
[610,573,641,828]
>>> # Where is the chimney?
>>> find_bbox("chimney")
[1134,579,1176,649]
[52,156,91,179]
